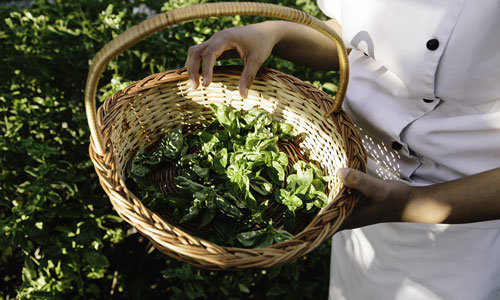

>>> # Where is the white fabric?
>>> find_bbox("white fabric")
[317,0,500,299]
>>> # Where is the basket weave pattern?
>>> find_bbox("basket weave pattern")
[90,67,365,269]
[85,2,367,270]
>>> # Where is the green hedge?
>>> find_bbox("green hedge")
[0,0,338,298]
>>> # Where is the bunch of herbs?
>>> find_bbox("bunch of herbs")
[128,104,332,248]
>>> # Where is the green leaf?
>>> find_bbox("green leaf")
[213,148,228,174]
[273,229,293,243]
[180,199,202,224]
[199,208,215,227]
[210,104,240,136]
[267,161,285,185]
[193,165,209,180]
[204,118,220,133]
[223,191,247,210]
[236,230,260,247]
[266,284,287,297]
[256,136,279,152]
[215,195,244,219]
[199,131,220,155]
[179,153,200,166]
[323,82,338,93]
[255,232,274,248]
[29,291,53,299]
[242,107,273,130]
[213,218,236,244]
[275,189,302,213]
[159,127,186,160]
[250,176,273,196]
[46,190,62,203]
[130,163,150,177]
[275,151,289,167]
[22,256,37,282]
[311,178,325,192]
[82,250,109,268]
[238,283,250,293]
[291,162,314,187]
[277,123,295,140]
[174,176,206,193]
[311,191,329,209]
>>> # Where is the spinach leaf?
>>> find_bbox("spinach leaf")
[215,195,244,219]
[158,128,187,160]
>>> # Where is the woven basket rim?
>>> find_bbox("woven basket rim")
[90,66,366,270]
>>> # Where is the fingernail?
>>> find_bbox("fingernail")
[337,168,350,184]
[241,89,248,99]
[190,79,197,89]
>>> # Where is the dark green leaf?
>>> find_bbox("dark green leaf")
[238,283,250,293]
[256,232,274,248]
[213,148,228,174]
[180,200,202,224]
[193,165,210,180]
[236,230,260,247]
[199,208,215,227]
[250,176,273,196]
[268,161,285,185]
[215,195,244,219]
[174,176,206,193]
[159,127,185,160]
[82,250,109,268]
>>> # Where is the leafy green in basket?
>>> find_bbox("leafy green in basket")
[128,104,333,248]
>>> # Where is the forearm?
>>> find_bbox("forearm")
[267,20,342,70]
[405,168,500,224]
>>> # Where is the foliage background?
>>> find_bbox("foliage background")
[0,0,339,299]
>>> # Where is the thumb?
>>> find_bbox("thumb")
[337,168,390,202]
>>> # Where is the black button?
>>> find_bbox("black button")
[426,39,439,51]
[391,141,403,151]
[423,99,434,103]
[363,52,369,56]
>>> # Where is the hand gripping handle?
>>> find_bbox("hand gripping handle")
[84,2,349,156]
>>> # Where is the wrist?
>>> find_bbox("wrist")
[401,185,451,224]
[255,21,288,48]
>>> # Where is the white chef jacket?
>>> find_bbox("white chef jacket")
[317,0,500,299]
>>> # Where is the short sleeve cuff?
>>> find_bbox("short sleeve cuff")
[317,0,342,23]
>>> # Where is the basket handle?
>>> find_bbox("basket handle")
[85,2,349,156]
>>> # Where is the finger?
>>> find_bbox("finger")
[201,44,227,87]
[339,201,384,230]
[239,54,261,99]
[185,45,202,89]
[337,168,391,203]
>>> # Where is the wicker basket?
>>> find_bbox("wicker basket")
[84,2,366,270]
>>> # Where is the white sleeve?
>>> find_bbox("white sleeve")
[317,0,342,23]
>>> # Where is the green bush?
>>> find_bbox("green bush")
[0,0,338,298]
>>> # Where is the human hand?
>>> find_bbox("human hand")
[337,168,416,230]
[337,166,500,230]
[185,22,279,98]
